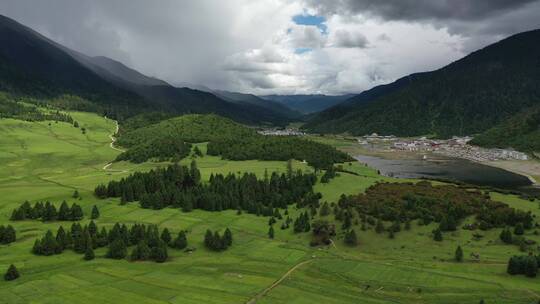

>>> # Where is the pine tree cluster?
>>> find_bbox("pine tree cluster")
[507,254,540,277]
[293,212,311,233]
[95,162,317,214]
[204,228,232,251]
[32,221,186,263]
[10,200,84,222]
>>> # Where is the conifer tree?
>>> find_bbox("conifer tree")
[4,264,19,281]
[190,160,201,185]
[32,239,42,255]
[56,226,67,250]
[223,228,232,247]
[268,226,274,239]
[514,223,525,235]
[151,241,168,263]
[204,230,213,248]
[131,240,151,261]
[319,202,331,216]
[84,240,95,261]
[455,245,463,262]
[91,205,100,219]
[40,230,60,255]
[433,229,443,242]
[160,228,171,245]
[58,201,70,220]
[526,255,538,277]
[344,229,358,246]
[107,239,127,259]
[499,228,512,244]
[70,203,84,221]
[2,225,16,244]
[172,231,187,250]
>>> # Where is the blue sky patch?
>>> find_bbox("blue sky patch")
[292,14,327,34]
[295,48,313,54]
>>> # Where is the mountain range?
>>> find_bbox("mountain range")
[260,94,355,114]
[1,14,539,152]
[304,29,540,144]
[0,15,299,124]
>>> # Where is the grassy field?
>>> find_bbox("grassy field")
[0,112,539,303]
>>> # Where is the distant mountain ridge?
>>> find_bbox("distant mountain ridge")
[304,29,540,141]
[0,14,294,125]
[260,94,355,114]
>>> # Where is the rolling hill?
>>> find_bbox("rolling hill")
[0,15,293,125]
[115,114,352,167]
[304,29,540,140]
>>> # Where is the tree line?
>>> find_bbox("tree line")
[0,93,74,123]
[10,200,92,222]
[207,135,352,170]
[32,221,190,263]
[95,161,318,215]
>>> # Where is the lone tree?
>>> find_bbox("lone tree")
[4,264,19,281]
[172,231,187,250]
[91,205,100,219]
[160,228,172,245]
[84,242,95,261]
[433,229,443,242]
[268,226,274,239]
[455,246,463,262]
[514,223,525,235]
[344,229,358,246]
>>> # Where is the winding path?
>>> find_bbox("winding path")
[246,259,314,304]
[102,119,126,172]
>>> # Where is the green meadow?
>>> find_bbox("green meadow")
[0,111,539,303]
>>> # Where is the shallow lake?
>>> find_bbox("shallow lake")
[355,154,538,194]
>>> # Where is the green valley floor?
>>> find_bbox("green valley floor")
[0,112,539,303]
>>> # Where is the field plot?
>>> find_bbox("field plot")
[0,112,539,303]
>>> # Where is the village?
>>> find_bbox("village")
[358,133,529,162]
[257,128,306,136]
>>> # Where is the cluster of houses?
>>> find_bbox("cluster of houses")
[258,129,305,136]
[358,133,529,161]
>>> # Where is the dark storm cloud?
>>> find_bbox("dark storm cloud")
[306,0,539,22]
[306,0,540,52]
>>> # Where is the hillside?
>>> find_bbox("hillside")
[115,114,352,167]
[470,106,540,152]
[260,94,354,114]
[304,29,540,138]
[0,15,293,125]
[0,15,147,118]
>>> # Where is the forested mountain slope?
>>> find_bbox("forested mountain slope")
[304,29,540,138]
[0,15,293,125]
[470,106,540,152]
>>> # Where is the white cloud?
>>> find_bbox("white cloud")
[1,0,538,95]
